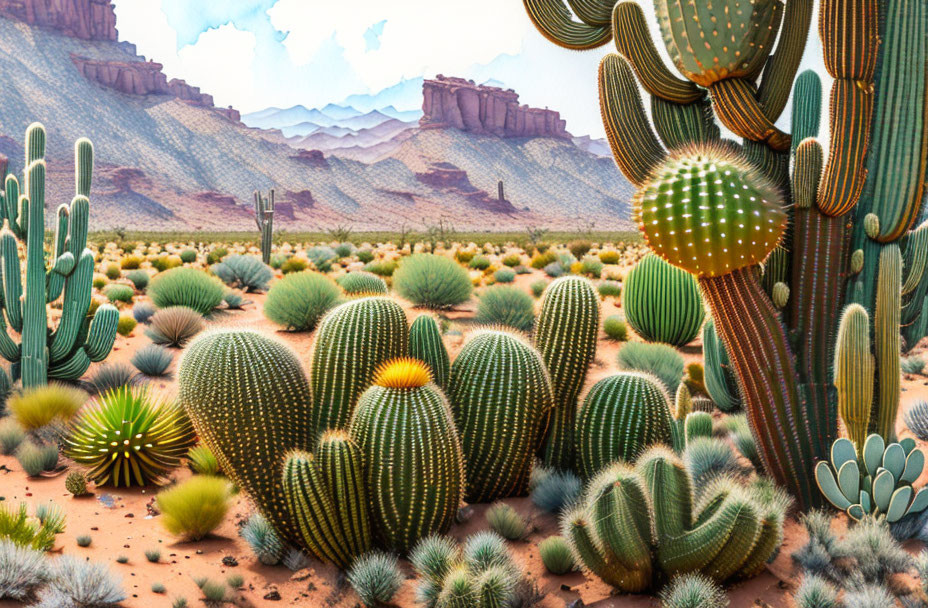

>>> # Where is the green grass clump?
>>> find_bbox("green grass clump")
[348,551,403,608]
[180,249,197,263]
[120,255,143,270]
[659,574,729,608]
[207,247,228,265]
[147,268,226,316]
[199,579,228,603]
[92,275,108,290]
[0,418,25,455]
[240,513,284,566]
[126,269,150,291]
[156,476,232,541]
[211,255,273,292]
[187,444,221,476]
[150,254,182,272]
[530,280,547,298]
[145,306,205,347]
[117,315,137,337]
[603,315,628,341]
[145,548,161,563]
[263,271,342,331]
[578,257,604,277]
[394,254,473,309]
[599,250,621,264]
[152,582,167,594]
[485,503,527,540]
[16,441,57,476]
[104,264,121,280]
[307,246,337,272]
[902,355,926,375]
[469,255,491,270]
[0,502,64,551]
[494,267,516,283]
[131,344,174,377]
[475,286,535,331]
[8,384,87,431]
[539,536,575,575]
[103,283,134,304]
[226,574,244,589]
[616,341,685,392]
[598,280,622,299]
[364,259,398,276]
[88,364,138,396]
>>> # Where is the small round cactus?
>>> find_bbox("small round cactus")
[634,145,787,278]
[65,470,89,496]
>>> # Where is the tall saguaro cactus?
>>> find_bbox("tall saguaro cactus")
[254,189,274,265]
[0,123,118,387]
[524,0,927,509]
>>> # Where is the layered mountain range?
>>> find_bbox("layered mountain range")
[0,0,631,231]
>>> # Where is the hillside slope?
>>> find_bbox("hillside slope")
[0,15,631,231]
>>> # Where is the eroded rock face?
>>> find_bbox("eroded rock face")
[420,75,569,139]
[0,0,116,40]
[415,162,517,214]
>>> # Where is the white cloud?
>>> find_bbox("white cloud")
[175,25,258,110]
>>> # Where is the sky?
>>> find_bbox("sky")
[111,1,826,139]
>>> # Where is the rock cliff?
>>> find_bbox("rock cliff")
[0,0,115,40]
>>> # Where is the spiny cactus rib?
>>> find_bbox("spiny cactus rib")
[816,80,874,216]
[576,372,673,479]
[534,277,600,471]
[623,253,704,347]
[179,329,315,542]
[756,0,814,122]
[708,79,791,150]
[310,297,408,434]
[449,329,553,502]
[819,0,879,81]
[598,53,666,186]
[791,72,823,153]
[611,2,702,104]
[650,96,720,151]
[409,314,450,390]
[874,245,902,441]
[522,0,612,50]
[834,304,874,451]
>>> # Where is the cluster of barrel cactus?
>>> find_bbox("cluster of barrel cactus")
[524,0,928,511]
[0,123,118,387]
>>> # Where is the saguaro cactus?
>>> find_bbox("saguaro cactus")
[0,123,118,387]
[254,189,274,265]
[523,0,928,510]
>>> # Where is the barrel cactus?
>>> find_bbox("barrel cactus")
[349,358,464,552]
[310,296,408,434]
[409,314,450,390]
[178,328,315,540]
[336,271,388,295]
[815,435,928,522]
[563,446,791,591]
[448,329,554,502]
[623,254,704,346]
[534,276,600,470]
[575,372,674,479]
[282,431,372,568]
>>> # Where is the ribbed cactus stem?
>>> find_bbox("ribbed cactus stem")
[20,156,47,387]
[623,254,704,347]
[409,314,450,390]
[874,245,902,441]
[254,189,274,265]
[834,304,874,452]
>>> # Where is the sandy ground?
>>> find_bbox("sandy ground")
[1,265,927,608]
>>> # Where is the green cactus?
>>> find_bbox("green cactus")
[282,431,372,568]
[0,124,117,387]
[349,358,464,553]
[575,372,674,479]
[310,296,408,434]
[534,276,600,471]
[563,446,791,591]
[701,321,742,413]
[409,314,450,390]
[683,412,713,445]
[815,434,928,522]
[254,189,274,265]
[178,328,315,541]
[447,329,554,502]
[623,253,705,346]
[834,304,874,451]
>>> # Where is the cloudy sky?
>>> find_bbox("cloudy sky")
[111,1,825,139]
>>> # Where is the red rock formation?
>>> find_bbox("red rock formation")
[415,162,517,214]
[420,75,569,139]
[0,0,116,40]
[290,149,329,168]
[286,190,316,207]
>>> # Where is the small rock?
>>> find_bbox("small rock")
[222,556,238,567]
[290,569,312,582]
[263,590,281,601]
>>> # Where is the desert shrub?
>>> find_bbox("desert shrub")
[39,555,125,607]
[597,280,622,299]
[486,503,527,540]
[92,275,107,290]
[530,251,557,269]
[156,476,231,541]
[578,257,603,277]
[187,444,221,476]
[150,255,182,273]
[334,242,355,258]
[223,290,245,309]
[543,261,564,278]
[616,342,685,392]
[394,254,473,309]
[104,264,121,281]
[337,271,388,295]
[568,240,592,259]
[211,255,272,292]
[539,536,574,575]
[145,306,205,347]
[9,385,87,432]
[598,250,620,264]
[468,255,491,270]
[145,548,160,563]
[475,286,535,331]
[455,250,475,264]
[120,255,143,270]
[180,249,197,264]
[348,552,403,608]
[148,268,225,315]
[88,363,138,395]
[116,315,137,337]
[0,502,63,551]
[103,283,134,304]
[0,539,50,600]
[603,315,628,341]
[125,269,149,291]
[494,267,516,283]
[530,280,547,298]
[131,344,174,377]
[902,355,926,375]
[240,513,284,566]
[132,302,156,324]
[206,247,228,265]
[357,248,375,264]
[307,246,337,272]
[263,271,342,331]
[793,575,838,608]
[502,254,522,267]
[905,400,928,442]
[364,260,398,276]
[15,441,53,476]
[659,574,729,608]
[530,467,581,513]
[0,418,25,455]
[281,257,309,274]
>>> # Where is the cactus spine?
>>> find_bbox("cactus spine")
[575,372,674,479]
[409,314,450,390]
[178,328,315,541]
[448,329,554,502]
[0,124,117,387]
[533,276,599,471]
[310,296,408,434]
[623,253,704,346]
[349,358,464,552]
[254,189,274,265]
